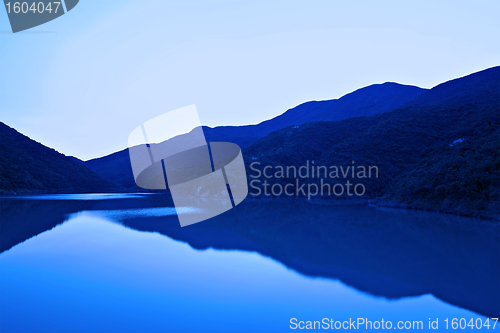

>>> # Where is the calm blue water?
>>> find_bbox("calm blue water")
[0,194,498,332]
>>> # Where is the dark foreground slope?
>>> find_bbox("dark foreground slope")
[244,66,500,219]
[0,122,120,194]
[85,82,426,189]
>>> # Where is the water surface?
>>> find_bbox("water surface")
[0,194,498,332]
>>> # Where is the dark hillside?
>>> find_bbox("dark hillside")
[0,122,120,194]
[243,66,500,219]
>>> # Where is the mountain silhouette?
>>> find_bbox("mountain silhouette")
[400,66,500,107]
[202,82,426,147]
[85,82,427,190]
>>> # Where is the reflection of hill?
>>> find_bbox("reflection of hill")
[0,195,172,252]
[2,196,496,317]
[0,199,88,252]
[119,199,500,318]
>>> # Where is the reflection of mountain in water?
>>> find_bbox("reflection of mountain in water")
[1,195,498,318]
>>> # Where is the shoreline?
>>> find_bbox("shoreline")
[1,191,497,222]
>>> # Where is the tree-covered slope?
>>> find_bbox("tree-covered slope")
[243,66,500,219]
[0,122,120,193]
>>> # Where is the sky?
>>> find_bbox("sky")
[0,0,499,160]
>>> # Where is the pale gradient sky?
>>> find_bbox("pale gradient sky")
[1,0,499,160]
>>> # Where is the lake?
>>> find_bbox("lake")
[0,194,498,332]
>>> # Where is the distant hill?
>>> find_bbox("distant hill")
[251,82,426,134]
[85,149,138,190]
[244,66,500,219]
[0,122,120,194]
[85,82,427,189]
